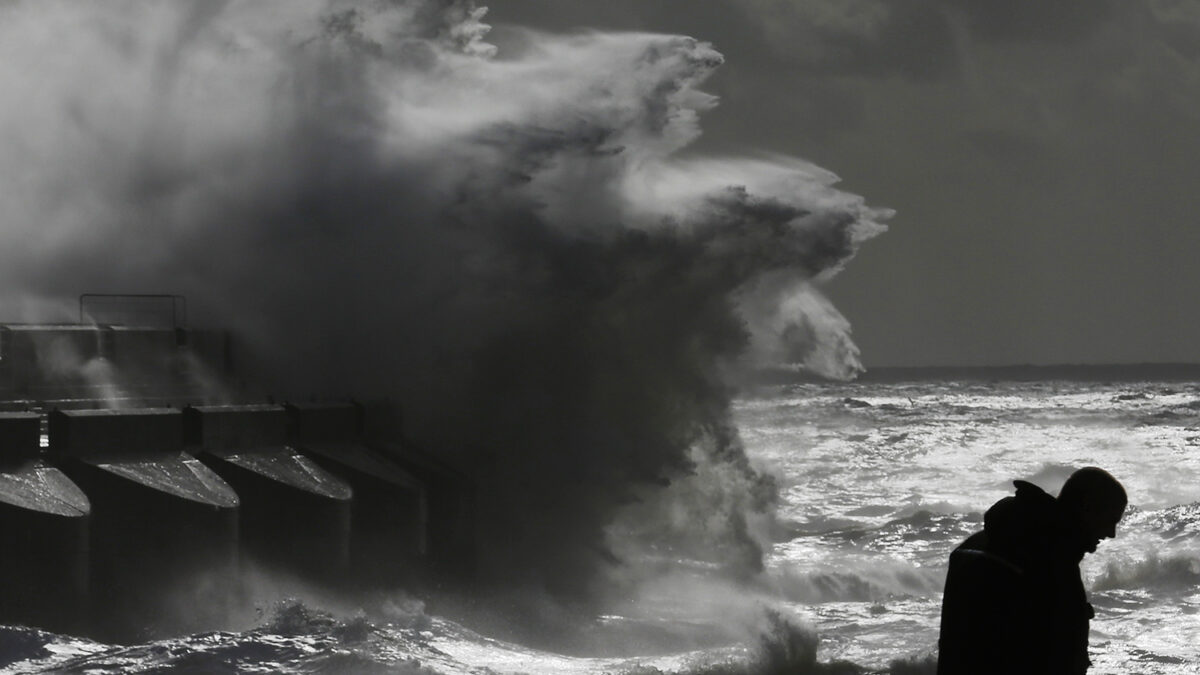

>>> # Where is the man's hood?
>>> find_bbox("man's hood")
[984,480,1088,563]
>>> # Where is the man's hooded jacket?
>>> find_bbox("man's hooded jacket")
[937,481,1095,675]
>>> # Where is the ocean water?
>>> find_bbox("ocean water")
[741,377,1200,674]
[3,377,1199,674]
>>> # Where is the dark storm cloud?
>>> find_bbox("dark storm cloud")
[735,0,1120,79]
[946,0,1115,42]
[1145,0,1200,60]
[755,0,959,80]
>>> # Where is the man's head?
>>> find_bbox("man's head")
[1058,467,1127,553]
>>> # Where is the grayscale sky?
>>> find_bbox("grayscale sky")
[487,0,1200,367]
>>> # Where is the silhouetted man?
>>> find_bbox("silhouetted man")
[937,467,1127,675]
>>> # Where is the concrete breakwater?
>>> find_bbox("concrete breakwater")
[0,320,473,641]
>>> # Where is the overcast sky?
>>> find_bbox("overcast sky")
[486,0,1200,367]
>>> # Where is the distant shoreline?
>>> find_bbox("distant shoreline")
[748,363,1200,385]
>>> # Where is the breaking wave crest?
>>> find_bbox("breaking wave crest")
[1092,554,1200,593]
[0,0,888,594]
[768,562,943,605]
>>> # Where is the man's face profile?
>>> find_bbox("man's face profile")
[1079,499,1126,553]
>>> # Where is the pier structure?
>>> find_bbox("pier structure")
[0,294,473,639]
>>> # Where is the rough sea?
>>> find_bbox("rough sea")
[3,374,1198,674]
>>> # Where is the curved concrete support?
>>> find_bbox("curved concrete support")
[48,408,241,641]
[0,458,90,517]
[288,402,428,586]
[0,412,90,633]
[186,404,354,578]
[95,453,240,507]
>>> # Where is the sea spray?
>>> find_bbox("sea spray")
[0,0,889,607]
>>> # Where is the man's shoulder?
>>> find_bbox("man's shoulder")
[956,530,989,551]
[951,545,1025,577]
[951,531,1025,577]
